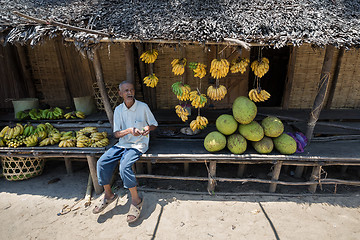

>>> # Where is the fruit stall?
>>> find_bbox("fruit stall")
[1,1,360,193]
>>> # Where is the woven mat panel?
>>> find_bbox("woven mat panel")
[93,82,122,110]
[26,40,68,107]
[330,48,360,108]
[2,156,45,181]
[98,44,126,84]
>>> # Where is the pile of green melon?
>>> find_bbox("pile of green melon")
[204,96,297,155]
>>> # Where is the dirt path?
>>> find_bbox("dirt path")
[1,162,360,240]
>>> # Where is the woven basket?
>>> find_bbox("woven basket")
[1,156,45,181]
[92,82,122,110]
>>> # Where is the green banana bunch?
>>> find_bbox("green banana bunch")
[171,81,183,96]
[29,109,42,120]
[23,123,35,137]
[16,111,29,121]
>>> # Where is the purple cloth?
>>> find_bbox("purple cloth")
[286,132,308,153]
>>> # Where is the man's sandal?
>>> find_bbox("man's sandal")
[127,198,144,223]
[92,193,118,214]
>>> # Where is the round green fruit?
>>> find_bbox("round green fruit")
[273,133,297,155]
[204,131,227,152]
[261,116,284,138]
[252,136,273,154]
[238,121,264,141]
[216,114,238,135]
[232,96,257,124]
[227,133,247,154]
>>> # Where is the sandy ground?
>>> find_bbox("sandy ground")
[1,161,360,240]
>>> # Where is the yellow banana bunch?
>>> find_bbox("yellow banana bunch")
[207,85,227,101]
[193,63,207,79]
[248,89,271,102]
[190,116,208,132]
[210,59,230,79]
[251,57,269,78]
[77,135,90,147]
[23,135,38,147]
[59,139,76,147]
[6,135,25,148]
[2,123,24,140]
[230,58,250,74]
[189,91,207,108]
[140,49,158,63]
[90,138,110,147]
[171,81,191,101]
[171,58,187,76]
[143,73,159,88]
[175,105,189,122]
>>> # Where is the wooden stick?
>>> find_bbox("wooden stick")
[223,38,251,50]
[269,161,282,193]
[86,155,103,195]
[184,162,189,176]
[207,161,217,193]
[13,11,110,37]
[84,173,93,207]
[92,49,114,128]
[308,166,321,193]
[64,157,73,174]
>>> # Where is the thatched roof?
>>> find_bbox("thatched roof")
[1,0,360,48]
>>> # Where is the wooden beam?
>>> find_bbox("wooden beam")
[92,49,114,128]
[306,45,335,143]
[282,46,297,109]
[207,161,217,193]
[325,47,345,109]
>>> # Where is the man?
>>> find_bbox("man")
[93,80,158,223]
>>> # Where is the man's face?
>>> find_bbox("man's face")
[119,83,135,102]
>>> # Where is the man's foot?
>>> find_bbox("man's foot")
[92,193,118,214]
[127,198,144,223]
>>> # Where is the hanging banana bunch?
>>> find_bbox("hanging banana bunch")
[171,58,187,76]
[189,90,207,108]
[171,81,191,101]
[190,116,208,132]
[175,105,189,122]
[230,58,250,74]
[207,85,227,101]
[143,73,159,88]
[189,62,207,79]
[210,59,230,79]
[140,49,158,64]
[248,88,271,102]
[251,57,269,78]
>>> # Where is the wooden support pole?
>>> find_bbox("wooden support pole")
[124,43,135,83]
[86,155,103,195]
[92,49,114,128]
[306,45,335,143]
[135,162,144,174]
[340,166,348,176]
[15,45,36,98]
[146,162,152,174]
[294,166,304,178]
[308,166,321,193]
[64,157,73,174]
[207,161,217,193]
[184,162,189,176]
[282,46,297,109]
[269,161,283,193]
[237,164,246,178]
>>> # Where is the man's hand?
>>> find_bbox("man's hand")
[140,126,150,136]
[132,127,142,136]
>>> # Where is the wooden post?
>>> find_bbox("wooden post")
[237,164,246,178]
[308,166,321,193]
[184,162,189,176]
[64,157,73,174]
[86,155,103,195]
[92,49,114,128]
[282,46,297,109]
[294,166,304,178]
[146,162,152,174]
[306,45,335,143]
[325,47,345,109]
[207,161,217,193]
[124,43,135,83]
[269,161,283,193]
[15,45,36,98]
[135,162,144,174]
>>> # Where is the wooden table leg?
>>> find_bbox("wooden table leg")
[64,157,73,175]
[136,162,144,174]
[269,161,283,193]
[308,166,321,193]
[184,162,189,176]
[146,162,152,174]
[86,155,103,195]
[294,166,304,178]
[237,164,246,178]
[207,161,216,193]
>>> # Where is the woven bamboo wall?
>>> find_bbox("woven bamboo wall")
[330,48,360,108]
[287,44,339,109]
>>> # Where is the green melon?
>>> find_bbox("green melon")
[273,133,297,155]
[216,114,238,135]
[252,136,274,154]
[232,96,257,124]
[238,121,264,141]
[227,133,247,154]
[204,131,227,152]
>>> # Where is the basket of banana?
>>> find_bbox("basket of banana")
[1,156,45,181]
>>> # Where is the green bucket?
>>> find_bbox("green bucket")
[12,98,39,117]
[74,96,97,115]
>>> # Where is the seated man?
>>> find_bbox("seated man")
[93,80,158,223]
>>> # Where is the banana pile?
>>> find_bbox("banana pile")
[71,127,110,148]
[23,135,38,147]
[143,73,159,88]
[0,123,24,140]
[171,81,191,101]
[189,62,207,79]
[207,85,227,101]
[64,111,86,119]
[39,131,61,146]
[171,58,187,76]
[5,135,25,148]
[189,91,207,108]
[210,59,230,79]
[251,57,270,78]
[230,58,250,74]
[175,105,189,122]
[140,49,158,64]
[190,116,208,132]
[248,89,271,102]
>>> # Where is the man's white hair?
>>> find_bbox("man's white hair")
[118,81,134,91]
